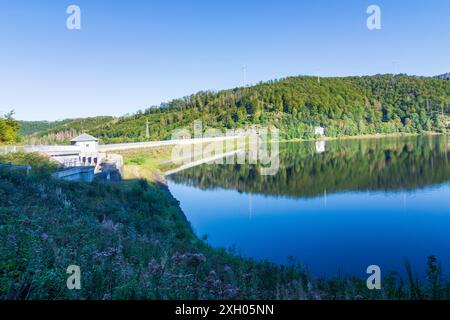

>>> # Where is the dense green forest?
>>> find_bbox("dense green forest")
[1,153,449,300]
[18,119,80,136]
[169,136,450,198]
[21,75,450,144]
[0,112,20,144]
[21,117,115,144]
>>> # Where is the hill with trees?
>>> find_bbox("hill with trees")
[21,74,450,144]
[18,119,79,136]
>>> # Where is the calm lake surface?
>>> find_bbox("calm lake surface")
[168,136,450,277]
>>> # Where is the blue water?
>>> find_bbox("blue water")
[168,137,450,278]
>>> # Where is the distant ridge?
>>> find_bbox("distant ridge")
[435,73,450,80]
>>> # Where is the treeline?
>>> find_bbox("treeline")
[19,119,77,136]
[22,75,450,144]
[21,117,115,144]
[0,111,20,144]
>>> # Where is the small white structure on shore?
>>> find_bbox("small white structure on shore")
[71,134,99,153]
[314,126,325,137]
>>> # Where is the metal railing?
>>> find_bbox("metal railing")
[0,163,32,175]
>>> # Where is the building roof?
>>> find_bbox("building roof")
[70,134,99,142]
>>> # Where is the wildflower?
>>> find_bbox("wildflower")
[186,253,206,267]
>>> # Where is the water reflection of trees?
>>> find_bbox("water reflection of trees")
[168,136,450,198]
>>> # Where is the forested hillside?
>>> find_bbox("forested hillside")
[21,117,115,144]
[19,119,80,136]
[21,75,450,144]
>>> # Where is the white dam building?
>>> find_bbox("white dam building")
[70,133,99,154]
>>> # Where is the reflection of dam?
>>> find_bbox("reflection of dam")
[165,149,242,176]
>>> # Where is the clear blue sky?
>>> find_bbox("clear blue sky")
[1,0,449,121]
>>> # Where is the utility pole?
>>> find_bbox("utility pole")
[242,65,247,87]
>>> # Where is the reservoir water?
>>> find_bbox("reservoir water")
[168,136,450,278]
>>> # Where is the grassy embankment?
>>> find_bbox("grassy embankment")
[119,146,174,182]
[1,151,449,300]
[118,140,244,182]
